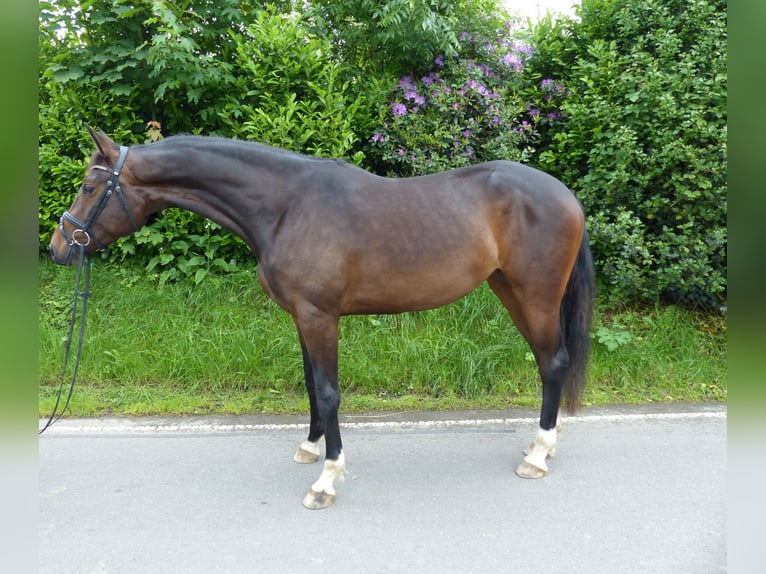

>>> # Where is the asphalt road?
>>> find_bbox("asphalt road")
[39,404,726,574]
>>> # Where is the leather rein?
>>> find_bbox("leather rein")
[40,145,137,434]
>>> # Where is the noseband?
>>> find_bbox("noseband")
[59,145,139,251]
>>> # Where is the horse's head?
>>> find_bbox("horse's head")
[49,126,148,265]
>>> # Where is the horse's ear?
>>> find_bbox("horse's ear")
[85,124,119,160]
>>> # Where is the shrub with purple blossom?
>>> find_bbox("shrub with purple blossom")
[367,22,565,177]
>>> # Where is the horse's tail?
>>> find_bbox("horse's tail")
[560,226,596,413]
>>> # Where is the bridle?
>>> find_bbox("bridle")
[58,145,139,252]
[41,145,139,434]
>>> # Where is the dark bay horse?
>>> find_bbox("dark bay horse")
[49,127,595,509]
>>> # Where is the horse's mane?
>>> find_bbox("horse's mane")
[148,135,351,167]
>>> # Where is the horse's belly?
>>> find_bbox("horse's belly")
[341,260,491,315]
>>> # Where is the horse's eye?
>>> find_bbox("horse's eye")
[83,185,95,194]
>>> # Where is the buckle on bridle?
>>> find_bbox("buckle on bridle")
[71,229,91,247]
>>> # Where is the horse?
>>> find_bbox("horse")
[49,126,596,509]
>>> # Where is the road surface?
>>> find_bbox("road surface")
[39,403,726,573]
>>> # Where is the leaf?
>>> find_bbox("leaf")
[52,66,83,83]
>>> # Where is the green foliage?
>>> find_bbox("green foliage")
[37,80,144,249]
[595,324,633,352]
[38,0,727,306]
[219,7,367,161]
[531,0,727,305]
[107,216,247,285]
[367,25,549,176]
[38,2,372,279]
[306,0,510,77]
[39,0,252,134]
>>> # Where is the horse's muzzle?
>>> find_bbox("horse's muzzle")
[49,242,80,266]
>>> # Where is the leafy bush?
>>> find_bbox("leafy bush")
[218,7,367,162]
[306,0,510,77]
[531,0,726,306]
[38,0,727,306]
[366,23,566,176]
[39,3,374,281]
[38,79,145,249]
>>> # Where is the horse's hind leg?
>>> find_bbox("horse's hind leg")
[488,271,568,479]
[292,307,345,509]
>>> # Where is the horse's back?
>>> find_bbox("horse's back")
[263,159,584,315]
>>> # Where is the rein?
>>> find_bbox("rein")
[41,145,134,434]
[39,245,92,434]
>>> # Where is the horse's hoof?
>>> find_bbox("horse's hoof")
[293,446,320,464]
[302,489,335,510]
[515,460,547,479]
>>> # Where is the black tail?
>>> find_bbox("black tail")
[560,227,596,413]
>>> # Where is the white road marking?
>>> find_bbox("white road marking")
[40,410,726,435]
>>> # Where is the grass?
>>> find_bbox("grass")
[39,259,727,417]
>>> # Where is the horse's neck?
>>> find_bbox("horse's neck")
[139,140,291,257]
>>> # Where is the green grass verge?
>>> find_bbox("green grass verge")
[39,259,726,417]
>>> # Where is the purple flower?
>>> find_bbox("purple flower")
[391,103,407,117]
[372,133,386,143]
[422,72,440,86]
[434,55,445,68]
[462,129,472,138]
[477,63,495,77]
[403,90,426,106]
[465,80,489,97]
[541,78,554,90]
[515,43,534,56]
[503,53,522,72]
[399,76,416,90]
[528,107,540,117]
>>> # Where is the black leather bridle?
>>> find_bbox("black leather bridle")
[41,145,139,434]
[58,145,139,251]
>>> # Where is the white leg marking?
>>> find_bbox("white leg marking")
[523,427,557,472]
[524,414,563,458]
[299,440,320,456]
[311,452,346,496]
[293,439,321,463]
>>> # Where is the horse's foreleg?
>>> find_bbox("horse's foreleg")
[293,338,323,464]
[293,308,345,509]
